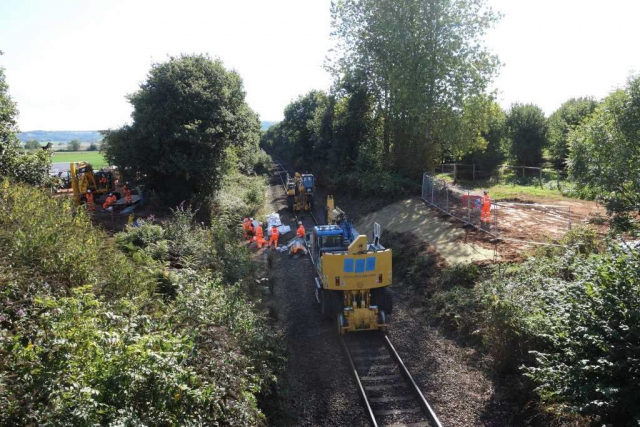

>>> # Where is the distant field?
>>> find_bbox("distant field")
[51,151,108,168]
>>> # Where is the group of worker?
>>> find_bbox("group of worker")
[242,217,306,250]
[84,184,133,212]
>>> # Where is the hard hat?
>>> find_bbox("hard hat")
[87,189,91,193]
[483,190,488,194]
[298,221,302,225]
[250,217,253,221]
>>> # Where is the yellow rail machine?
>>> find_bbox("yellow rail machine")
[309,196,393,333]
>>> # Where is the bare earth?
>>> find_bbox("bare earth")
[355,198,497,264]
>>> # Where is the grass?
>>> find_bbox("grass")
[434,172,575,202]
[51,151,108,168]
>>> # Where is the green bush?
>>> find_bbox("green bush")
[330,170,420,199]
[0,181,283,425]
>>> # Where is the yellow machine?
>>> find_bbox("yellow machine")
[286,172,315,212]
[70,162,115,205]
[309,196,393,334]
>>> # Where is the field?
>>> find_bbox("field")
[51,151,108,168]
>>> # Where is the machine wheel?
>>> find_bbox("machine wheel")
[372,288,393,315]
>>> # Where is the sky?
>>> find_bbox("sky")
[1,0,639,131]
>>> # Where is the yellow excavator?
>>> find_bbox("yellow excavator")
[308,196,393,333]
[70,162,117,205]
[286,172,315,212]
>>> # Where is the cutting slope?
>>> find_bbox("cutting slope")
[355,198,496,264]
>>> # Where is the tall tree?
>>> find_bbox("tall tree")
[505,103,548,166]
[548,97,597,169]
[569,74,640,215]
[330,0,500,175]
[0,58,51,185]
[102,54,260,205]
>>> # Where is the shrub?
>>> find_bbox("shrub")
[0,181,284,425]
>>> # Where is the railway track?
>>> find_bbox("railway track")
[341,332,442,427]
[272,161,442,427]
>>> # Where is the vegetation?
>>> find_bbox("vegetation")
[505,103,548,166]
[569,74,640,218]
[102,54,262,205]
[0,61,51,186]
[263,0,501,197]
[548,97,597,169]
[23,139,40,150]
[419,228,640,424]
[66,139,81,151]
[17,130,102,144]
[0,179,282,425]
[51,151,107,168]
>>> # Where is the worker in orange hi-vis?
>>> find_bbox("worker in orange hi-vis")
[480,190,491,224]
[124,187,132,204]
[253,222,265,248]
[296,221,305,238]
[86,189,95,211]
[246,218,255,242]
[99,176,108,189]
[102,193,116,210]
[269,225,279,249]
[242,217,250,239]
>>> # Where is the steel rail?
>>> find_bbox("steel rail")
[340,336,379,427]
[384,335,443,427]
[341,333,443,427]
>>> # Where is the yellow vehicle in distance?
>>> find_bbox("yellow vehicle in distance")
[286,172,315,212]
[309,196,393,334]
[70,162,117,205]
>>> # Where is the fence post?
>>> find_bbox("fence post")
[454,164,457,182]
[522,166,525,178]
[467,190,471,224]
[539,168,543,188]
[431,178,434,204]
[568,206,572,230]
[472,164,476,181]
[446,185,449,213]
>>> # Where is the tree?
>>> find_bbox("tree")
[569,74,640,215]
[505,103,548,166]
[548,97,597,169]
[462,101,507,174]
[330,0,501,176]
[24,139,40,150]
[0,60,51,185]
[88,142,99,151]
[102,54,260,205]
[67,139,81,151]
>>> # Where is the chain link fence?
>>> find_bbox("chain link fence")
[422,173,498,234]
[422,173,572,241]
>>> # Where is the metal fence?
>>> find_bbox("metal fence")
[422,173,498,234]
[422,173,572,241]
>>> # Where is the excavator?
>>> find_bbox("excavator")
[70,162,117,205]
[308,195,393,333]
[286,172,315,212]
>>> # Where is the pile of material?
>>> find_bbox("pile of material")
[265,212,291,236]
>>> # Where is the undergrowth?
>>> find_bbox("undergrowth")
[0,180,284,425]
[409,226,639,425]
